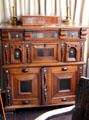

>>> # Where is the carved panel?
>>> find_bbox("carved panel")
[10,44,25,64]
[10,67,41,105]
[65,42,81,62]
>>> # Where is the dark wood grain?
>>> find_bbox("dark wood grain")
[0,22,88,110]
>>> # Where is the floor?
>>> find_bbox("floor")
[0,106,72,120]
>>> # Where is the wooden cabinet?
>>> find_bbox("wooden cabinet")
[0,23,88,110]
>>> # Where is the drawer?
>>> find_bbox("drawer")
[10,67,40,74]
[51,66,78,73]
[52,96,75,104]
[13,99,40,105]
[9,32,23,41]
[31,32,59,38]
[60,30,80,39]
[66,32,78,38]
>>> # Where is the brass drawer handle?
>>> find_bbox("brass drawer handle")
[62,67,68,71]
[22,68,28,72]
[61,98,67,102]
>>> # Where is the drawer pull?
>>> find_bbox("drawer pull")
[22,100,29,104]
[61,98,67,102]
[62,67,68,71]
[22,68,28,72]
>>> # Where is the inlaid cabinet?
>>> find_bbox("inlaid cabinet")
[0,23,88,110]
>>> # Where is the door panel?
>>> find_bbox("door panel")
[10,44,25,64]
[47,66,78,104]
[31,43,61,63]
[10,68,41,105]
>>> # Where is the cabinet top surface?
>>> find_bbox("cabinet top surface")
[0,23,88,30]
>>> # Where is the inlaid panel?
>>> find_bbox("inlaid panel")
[20,80,32,93]
[31,43,60,63]
[59,78,71,91]
[32,33,58,38]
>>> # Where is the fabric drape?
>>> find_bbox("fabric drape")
[0,0,89,25]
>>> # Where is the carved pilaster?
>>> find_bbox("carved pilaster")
[80,42,84,61]
[4,45,8,64]
[5,70,11,106]
[61,43,65,62]
[42,67,48,104]
[25,44,30,63]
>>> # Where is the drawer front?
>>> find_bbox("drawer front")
[66,32,78,38]
[51,66,78,72]
[9,32,23,39]
[13,99,40,105]
[9,32,23,41]
[2,31,23,41]
[52,96,75,104]
[60,30,80,39]
[31,32,59,38]
[10,67,40,74]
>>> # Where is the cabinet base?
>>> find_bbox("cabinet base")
[5,101,75,111]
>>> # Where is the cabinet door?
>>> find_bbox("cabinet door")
[48,66,78,105]
[31,43,61,63]
[65,42,80,62]
[10,68,41,105]
[10,44,25,64]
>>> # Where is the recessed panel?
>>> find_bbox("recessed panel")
[69,48,76,58]
[20,80,32,93]
[10,33,23,39]
[37,48,54,57]
[32,33,58,38]
[59,78,71,91]
[14,49,22,60]
[67,32,78,38]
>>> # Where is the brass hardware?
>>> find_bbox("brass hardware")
[9,6,17,25]
[16,34,18,38]
[63,0,72,24]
